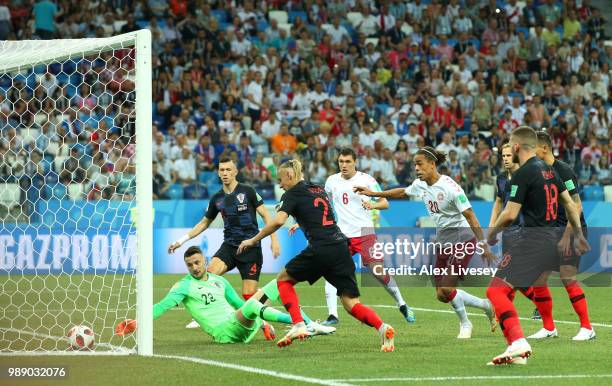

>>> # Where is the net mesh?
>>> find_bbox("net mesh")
[0,37,140,354]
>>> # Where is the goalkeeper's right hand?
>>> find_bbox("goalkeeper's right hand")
[115,319,137,336]
[168,234,190,254]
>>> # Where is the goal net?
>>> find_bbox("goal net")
[0,31,152,355]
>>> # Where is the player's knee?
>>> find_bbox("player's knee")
[559,265,577,281]
[436,288,452,303]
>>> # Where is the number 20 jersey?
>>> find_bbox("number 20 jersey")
[404,175,472,229]
[278,181,347,246]
[325,172,382,238]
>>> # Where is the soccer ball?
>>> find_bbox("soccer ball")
[67,325,95,350]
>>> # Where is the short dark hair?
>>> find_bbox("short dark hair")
[416,146,447,166]
[217,157,234,167]
[536,131,553,148]
[338,147,357,160]
[184,246,203,259]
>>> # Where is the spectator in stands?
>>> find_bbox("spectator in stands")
[308,150,331,185]
[173,146,196,186]
[153,161,169,199]
[378,148,398,188]
[33,0,62,39]
[578,154,598,186]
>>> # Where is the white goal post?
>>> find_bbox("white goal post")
[0,30,152,355]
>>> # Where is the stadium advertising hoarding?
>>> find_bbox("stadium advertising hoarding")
[1,200,611,275]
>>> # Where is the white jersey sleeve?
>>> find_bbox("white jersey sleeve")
[404,180,421,197]
[449,180,471,213]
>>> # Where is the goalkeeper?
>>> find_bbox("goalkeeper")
[141,246,333,344]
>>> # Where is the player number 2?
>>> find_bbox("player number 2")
[314,197,334,226]
[544,184,558,221]
[342,192,349,205]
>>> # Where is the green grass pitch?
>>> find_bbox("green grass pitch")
[1,273,611,386]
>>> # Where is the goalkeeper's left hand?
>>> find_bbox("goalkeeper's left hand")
[115,319,137,336]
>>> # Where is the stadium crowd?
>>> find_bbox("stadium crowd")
[0,0,611,203]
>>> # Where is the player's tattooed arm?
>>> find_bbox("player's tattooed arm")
[487,202,522,245]
[237,211,288,254]
[256,204,281,258]
[559,193,583,256]
[354,186,407,199]
[559,190,590,255]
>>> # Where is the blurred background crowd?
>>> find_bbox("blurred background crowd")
[0,0,611,203]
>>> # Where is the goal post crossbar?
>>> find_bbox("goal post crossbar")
[0,32,143,74]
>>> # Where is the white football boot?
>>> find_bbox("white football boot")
[572,327,596,341]
[527,327,558,339]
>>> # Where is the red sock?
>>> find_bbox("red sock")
[533,286,555,331]
[446,289,458,302]
[350,303,383,330]
[243,293,253,301]
[277,280,304,324]
[518,287,535,302]
[564,280,592,329]
[487,278,524,345]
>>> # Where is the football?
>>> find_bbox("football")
[67,325,95,351]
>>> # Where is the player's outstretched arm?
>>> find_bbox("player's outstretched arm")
[153,283,187,320]
[363,197,389,210]
[237,211,289,254]
[168,216,212,254]
[487,202,521,245]
[354,186,407,199]
[256,204,281,258]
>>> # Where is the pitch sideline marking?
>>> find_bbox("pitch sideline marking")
[153,354,355,386]
[332,374,612,382]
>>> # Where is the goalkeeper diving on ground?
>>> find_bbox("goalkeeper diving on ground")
[116,246,334,344]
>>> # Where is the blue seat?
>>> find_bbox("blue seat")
[376,103,390,113]
[45,173,59,185]
[582,185,604,201]
[206,183,222,196]
[199,171,218,185]
[184,183,207,199]
[257,187,275,200]
[49,184,67,199]
[288,11,308,23]
[516,27,529,39]
[212,9,227,23]
[257,20,269,31]
[167,184,184,200]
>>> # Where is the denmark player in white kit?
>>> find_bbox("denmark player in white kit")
[290,149,415,325]
[355,147,497,338]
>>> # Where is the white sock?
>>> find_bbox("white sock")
[324,281,338,317]
[450,293,470,326]
[378,275,406,307]
[457,289,487,310]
